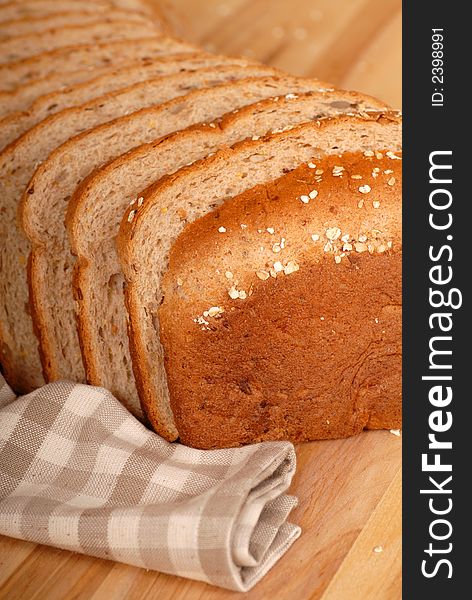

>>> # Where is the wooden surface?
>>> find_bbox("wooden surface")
[172,0,402,108]
[0,1,402,599]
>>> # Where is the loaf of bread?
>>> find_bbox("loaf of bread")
[118,113,402,446]
[68,90,388,418]
[0,3,402,450]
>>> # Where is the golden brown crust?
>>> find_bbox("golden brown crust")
[118,113,401,445]
[158,152,402,448]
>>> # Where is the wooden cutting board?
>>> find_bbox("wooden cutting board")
[0,1,401,598]
[168,0,402,109]
[0,431,401,599]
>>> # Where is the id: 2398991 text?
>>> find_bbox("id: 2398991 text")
[432,28,444,107]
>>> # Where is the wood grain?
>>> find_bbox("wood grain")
[0,1,401,598]
[170,0,401,108]
[320,469,402,600]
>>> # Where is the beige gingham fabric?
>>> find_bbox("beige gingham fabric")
[0,374,300,591]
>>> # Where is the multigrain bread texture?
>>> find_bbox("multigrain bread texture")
[0,65,280,394]
[68,90,389,419]
[0,20,163,64]
[158,152,402,448]
[118,113,402,443]
[0,36,200,91]
[20,75,332,395]
[0,53,264,150]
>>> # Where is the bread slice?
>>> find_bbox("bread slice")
[0,1,153,21]
[0,66,290,393]
[0,20,162,64]
[68,91,389,419]
[0,9,154,40]
[0,53,265,150]
[0,36,200,91]
[19,76,334,392]
[117,113,402,443]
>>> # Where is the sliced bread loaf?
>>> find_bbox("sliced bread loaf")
[20,76,333,391]
[117,113,402,443]
[0,20,162,64]
[67,90,388,418]
[0,66,286,392]
[0,9,154,40]
[0,36,199,91]
[0,53,265,150]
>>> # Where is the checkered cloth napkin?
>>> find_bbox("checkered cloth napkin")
[0,374,300,591]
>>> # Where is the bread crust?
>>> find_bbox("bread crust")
[159,153,402,448]
[118,112,401,444]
